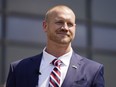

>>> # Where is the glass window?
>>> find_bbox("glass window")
[6,46,43,65]
[92,0,116,23]
[93,53,116,87]
[92,26,116,51]
[5,46,43,79]
[72,24,87,48]
[7,17,46,43]
[7,0,86,20]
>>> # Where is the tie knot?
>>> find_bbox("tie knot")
[51,59,62,66]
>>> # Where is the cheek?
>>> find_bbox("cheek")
[70,29,76,39]
[70,28,75,35]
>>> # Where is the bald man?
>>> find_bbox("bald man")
[6,5,104,87]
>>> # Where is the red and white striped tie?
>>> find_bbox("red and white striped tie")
[49,59,62,87]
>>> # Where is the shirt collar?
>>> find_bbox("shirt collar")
[42,47,73,66]
[43,47,56,66]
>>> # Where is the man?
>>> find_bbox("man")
[6,5,104,87]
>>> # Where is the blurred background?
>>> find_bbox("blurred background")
[0,0,116,87]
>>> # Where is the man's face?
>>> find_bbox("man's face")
[43,8,76,45]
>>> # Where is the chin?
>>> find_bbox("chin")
[58,39,72,44]
[50,36,72,44]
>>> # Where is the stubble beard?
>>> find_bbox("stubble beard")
[49,33,74,45]
[47,27,75,45]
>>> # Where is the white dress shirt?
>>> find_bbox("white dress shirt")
[38,48,73,87]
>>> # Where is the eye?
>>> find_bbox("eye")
[55,21,64,25]
[67,23,73,27]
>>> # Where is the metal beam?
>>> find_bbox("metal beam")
[1,0,7,84]
[85,0,93,59]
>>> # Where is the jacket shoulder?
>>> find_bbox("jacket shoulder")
[75,53,103,67]
[11,53,43,69]
[74,53,103,74]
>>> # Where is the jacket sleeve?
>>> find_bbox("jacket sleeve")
[92,65,105,87]
[6,64,16,87]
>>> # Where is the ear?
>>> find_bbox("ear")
[74,23,77,30]
[75,24,76,27]
[43,20,48,32]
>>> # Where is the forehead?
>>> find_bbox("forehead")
[49,8,75,21]
[55,12,75,21]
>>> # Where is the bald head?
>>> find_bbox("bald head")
[45,5,76,22]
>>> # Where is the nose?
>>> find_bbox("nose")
[61,23,69,30]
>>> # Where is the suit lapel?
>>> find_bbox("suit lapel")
[61,52,83,87]
[26,52,84,87]
[27,53,43,87]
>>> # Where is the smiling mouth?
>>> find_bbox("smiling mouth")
[57,33,70,37]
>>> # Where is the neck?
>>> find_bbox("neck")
[45,42,72,57]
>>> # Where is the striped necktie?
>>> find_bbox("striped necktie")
[49,59,62,87]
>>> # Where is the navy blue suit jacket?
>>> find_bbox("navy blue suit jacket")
[6,52,104,87]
